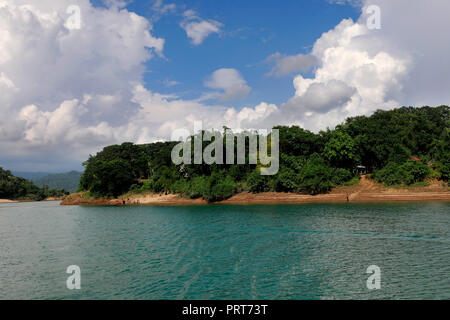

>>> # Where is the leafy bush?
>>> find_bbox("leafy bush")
[148,179,164,193]
[188,176,209,199]
[247,170,271,193]
[280,154,306,172]
[331,168,354,186]
[371,162,403,185]
[372,160,431,186]
[343,175,361,186]
[140,180,151,191]
[273,167,298,192]
[204,174,235,202]
[205,182,235,202]
[401,160,431,185]
[172,179,189,195]
[298,155,333,195]
[439,159,450,182]
[228,165,251,182]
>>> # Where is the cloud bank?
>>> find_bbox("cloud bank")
[0,0,450,171]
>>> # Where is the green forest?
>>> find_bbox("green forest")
[33,171,82,193]
[0,168,68,201]
[79,106,450,202]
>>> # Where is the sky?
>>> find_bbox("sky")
[0,0,449,172]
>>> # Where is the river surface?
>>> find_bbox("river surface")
[0,201,449,300]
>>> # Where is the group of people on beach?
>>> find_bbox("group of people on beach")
[120,199,140,205]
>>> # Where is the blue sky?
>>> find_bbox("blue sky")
[96,0,360,108]
[1,0,449,172]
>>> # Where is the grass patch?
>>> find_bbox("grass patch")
[342,176,361,186]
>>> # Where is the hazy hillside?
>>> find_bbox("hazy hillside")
[33,171,82,193]
[12,171,50,181]
[0,168,66,200]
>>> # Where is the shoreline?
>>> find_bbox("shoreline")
[0,199,18,203]
[0,198,64,204]
[61,176,450,206]
[61,178,450,206]
[60,192,450,206]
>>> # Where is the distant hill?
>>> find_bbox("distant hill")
[12,171,50,181]
[33,171,82,193]
[1,168,66,200]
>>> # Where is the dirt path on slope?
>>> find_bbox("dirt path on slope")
[348,175,377,201]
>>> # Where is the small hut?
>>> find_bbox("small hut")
[356,165,367,175]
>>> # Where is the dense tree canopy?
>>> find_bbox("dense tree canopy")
[0,168,67,200]
[323,130,358,169]
[79,106,449,201]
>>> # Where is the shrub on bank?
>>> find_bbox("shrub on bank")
[298,155,334,195]
[247,170,271,193]
[203,174,236,202]
[188,176,208,199]
[372,160,431,186]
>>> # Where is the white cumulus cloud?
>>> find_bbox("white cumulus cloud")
[266,52,318,77]
[204,68,251,102]
[180,10,222,45]
[0,0,164,169]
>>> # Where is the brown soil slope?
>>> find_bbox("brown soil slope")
[61,176,450,206]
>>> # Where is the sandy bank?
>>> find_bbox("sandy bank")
[61,177,450,206]
[44,197,64,201]
[61,193,207,206]
[0,199,18,203]
[0,198,62,203]
[60,191,450,206]
[221,191,450,204]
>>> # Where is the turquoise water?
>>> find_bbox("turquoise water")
[0,201,449,300]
